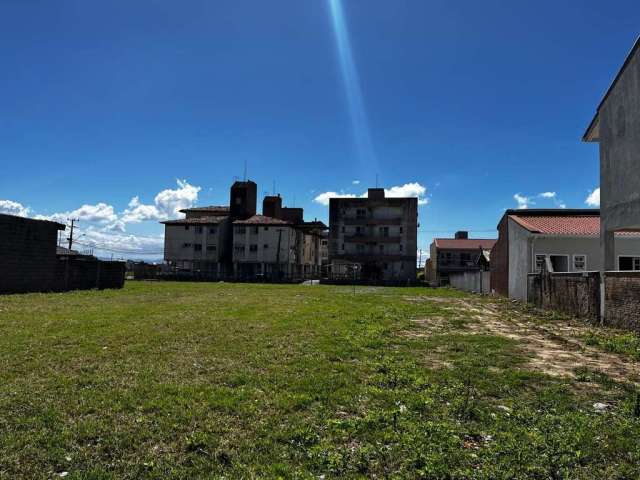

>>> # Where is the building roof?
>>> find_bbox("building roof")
[161,216,229,225]
[179,206,230,215]
[56,246,80,256]
[506,209,639,236]
[433,238,497,250]
[0,213,65,230]
[233,215,291,226]
[583,36,640,142]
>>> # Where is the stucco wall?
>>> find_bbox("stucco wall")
[599,47,640,233]
[508,218,531,300]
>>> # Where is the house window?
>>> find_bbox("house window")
[356,226,363,235]
[264,226,269,231]
[356,208,366,219]
[207,245,217,252]
[195,226,203,234]
[234,245,245,254]
[252,226,259,234]
[194,244,202,252]
[619,256,640,271]
[381,227,389,237]
[400,227,403,234]
[263,244,269,249]
[341,243,344,251]
[549,255,569,272]
[184,225,189,231]
[209,227,217,234]
[183,243,192,248]
[535,254,546,273]
[237,227,246,234]
[573,255,587,271]
[399,244,403,252]
[249,244,258,252]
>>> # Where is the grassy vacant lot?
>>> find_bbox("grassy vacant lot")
[1,282,640,479]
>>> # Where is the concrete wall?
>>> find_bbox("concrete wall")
[598,47,640,235]
[450,271,491,294]
[0,215,63,294]
[604,271,640,331]
[508,218,531,300]
[55,259,126,291]
[527,272,601,322]
[232,225,296,265]
[490,216,509,296]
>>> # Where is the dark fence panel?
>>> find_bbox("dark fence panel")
[527,271,600,322]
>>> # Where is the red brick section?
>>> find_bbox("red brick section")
[490,216,509,296]
[605,272,640,331]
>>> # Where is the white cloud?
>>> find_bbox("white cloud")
[539,192,556,199]
[154,179,201,218]
[585,187,600,207]
[0,199,30,217]
[120,196,162,224]
[514,193,532,209]
[352,180,360,185]
[37,202,118,224]
[313,191,356,206]
[313,182,429,206]
[74,226,165,257]
[384,183,428,205]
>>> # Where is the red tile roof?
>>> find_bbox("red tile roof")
[434,238,497,250]
[179,206,230,215]
[161,216,229,225]
[233,215,291,225]
[509,214,639,236]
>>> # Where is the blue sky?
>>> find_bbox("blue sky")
[1,0,638,260]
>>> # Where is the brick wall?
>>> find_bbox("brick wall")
[527,272,601,322]
[490,216,509,296]
[604,272,640,331]
[0,215,63,294]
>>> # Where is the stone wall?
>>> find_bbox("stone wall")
[604,271,640,331]
[527,272,601,322]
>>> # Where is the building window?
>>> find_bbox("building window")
[341,226,345,233]
[195,226,203,234]
[209,227,217,234]
[573,255,587,271]
[252,226,259,234]
[399,244,403,251]
[264,226,269,231]
[379,244,384,253]
[234,245,245,254]
[263,244,269,249]
[341,243,344,251]
[356,208,366,219]
[400,227,403,234]
[249,244,258,252]
[207,245,217,252]
[535,254,546,273]
[356,226,363,235]
[381,227,389,237]
[194,244,202,252]
[549,255,569,272]
[183,243,192,248]
[356,244,365,253]
[237,227,246,234]
[184,225,189,231]
[619,256,640,271]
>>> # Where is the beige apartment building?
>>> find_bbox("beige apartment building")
[162,181,326,280]
[328,188,418,282]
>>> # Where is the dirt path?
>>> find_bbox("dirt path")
[412,295,640,385]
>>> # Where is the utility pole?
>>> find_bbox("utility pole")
[67,218,79,251]
[418,249,423,269]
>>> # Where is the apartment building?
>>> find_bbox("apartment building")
[162,181,326,280]
[328,188,418,282]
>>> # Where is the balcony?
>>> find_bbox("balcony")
[343,217,403,226]
[344,235,401,244]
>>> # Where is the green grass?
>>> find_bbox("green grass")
[583,329,640,361]
[0,282,639,479]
